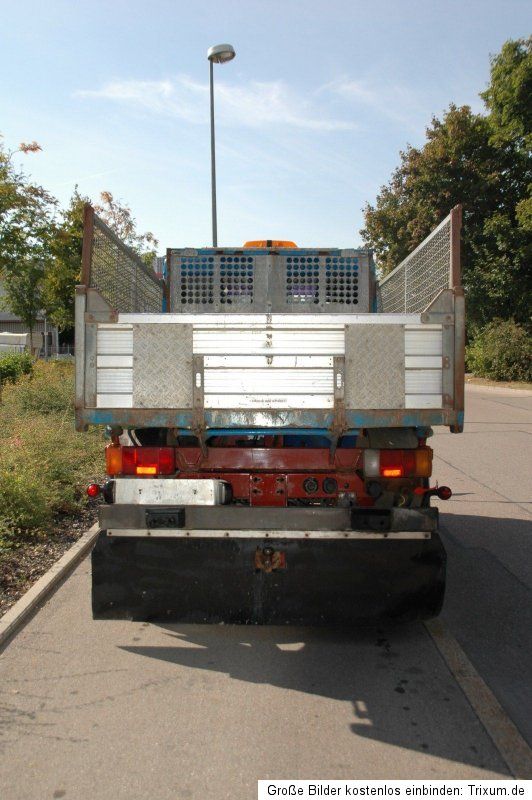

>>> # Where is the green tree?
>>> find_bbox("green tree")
[0,138,56,345]
[1,138,160,335]
[481,36,532,150]
[43,189,160,331]
[361,38,532,329]
[361,105,500,271]
[475,37,532,328]
[43,188,88,331]
[2,256,46,347]
[95,191,158,268]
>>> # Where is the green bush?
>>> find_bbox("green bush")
[0,361,104,548]
[0,352,33,385]
[0,469,51,544]
[466,319,532,381]
[15,361,74,414]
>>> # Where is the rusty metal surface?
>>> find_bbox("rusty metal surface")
[98,504,438,534]
[254,546,286,573]
[452,290,466,431]
[175,445,362,471]
[74,287,86,411]
[75,405,463,432]
[81,205,94,286]
[99,504,354,531]
[84,323,97,407]
[171,470,362,504]
[250,473,287,506]
[441,323,455,408]
[450,205,462,288]
[192,354,205,437]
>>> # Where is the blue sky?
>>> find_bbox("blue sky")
[1,0,530,250]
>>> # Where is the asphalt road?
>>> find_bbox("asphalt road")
[1,385,531,799]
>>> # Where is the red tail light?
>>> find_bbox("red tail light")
[363,448,433,479]
[105,446,175,477]
[380,450,414,477]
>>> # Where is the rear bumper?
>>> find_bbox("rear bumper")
[92,528,446,623]
[99,504,438,539]
[93,504,444,623]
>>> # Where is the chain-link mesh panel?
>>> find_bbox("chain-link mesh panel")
[377,214,452,313]
[88,215,164,313]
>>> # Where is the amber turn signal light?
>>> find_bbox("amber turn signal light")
[105,444,123,476]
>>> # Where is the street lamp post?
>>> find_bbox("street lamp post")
[207,43,235,247]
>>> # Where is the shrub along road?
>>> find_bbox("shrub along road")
[0,385,530,798]
[0,361,103,615]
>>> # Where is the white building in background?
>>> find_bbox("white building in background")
[0,278,59,356]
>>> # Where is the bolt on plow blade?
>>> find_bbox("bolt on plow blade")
[91,532,446,625]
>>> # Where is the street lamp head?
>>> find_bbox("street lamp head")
[207,43,236,64]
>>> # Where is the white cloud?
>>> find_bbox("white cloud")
[76,75,355,132]
[324,77,426,132]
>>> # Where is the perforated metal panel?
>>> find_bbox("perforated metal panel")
[324,254,359,305]
[284,255,320,306]
[179,255,215,306]
[173,253,258,310]
[221,256,255,306]
[169,249,370,313]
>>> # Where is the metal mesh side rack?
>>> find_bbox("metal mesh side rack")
[377,206,462,313]
[82,205,165,313]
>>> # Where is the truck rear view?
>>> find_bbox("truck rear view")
[76,205,464,623]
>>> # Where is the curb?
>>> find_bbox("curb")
[465,382,532,397]
[0,524,100,649]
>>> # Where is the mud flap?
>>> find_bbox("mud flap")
[91,532,446,624]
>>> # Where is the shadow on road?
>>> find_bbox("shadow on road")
[113,510,532,774]
[120,620,506,773]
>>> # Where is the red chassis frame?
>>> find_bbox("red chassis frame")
[172,446,412,507]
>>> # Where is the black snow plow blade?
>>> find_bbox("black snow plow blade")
[92,532,446,625]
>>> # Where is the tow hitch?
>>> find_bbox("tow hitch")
[254,546,286,573]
